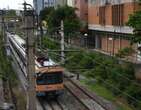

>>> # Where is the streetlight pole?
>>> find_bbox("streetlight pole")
[108,37,113,56]
[84,33,88,48]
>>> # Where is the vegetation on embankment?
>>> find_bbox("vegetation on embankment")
[0,34,17,88]
[80,79,134,110]
[0,34,26,110]
[42,36,141,110]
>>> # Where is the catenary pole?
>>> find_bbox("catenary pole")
[60,20,65,63]
[23,2,36,110]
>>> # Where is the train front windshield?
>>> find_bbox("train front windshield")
[36,72,63,85]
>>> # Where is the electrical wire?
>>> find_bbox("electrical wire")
[43,37,141,88]
[40,32,141,104]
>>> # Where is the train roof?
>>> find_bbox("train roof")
[8,32,59,69]
[8,33,25,48]
[35,65,64,73]
[12,34,25,46]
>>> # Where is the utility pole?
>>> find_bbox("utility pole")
[23,2,36,110]
[0,10,5,42]
[2,14,5,39]
[0,10,3,40]
[39,17,43,49]
[60,20,65,63]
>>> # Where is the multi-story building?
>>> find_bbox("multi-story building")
[33,0,44,15]
[88,0,141,57]
[74,0,88,22]
[44,0,56,8]
[33,0,67,15]
[67,0,88,22]
[55,0,67,8]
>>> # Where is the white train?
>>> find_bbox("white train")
[7,32,27,76]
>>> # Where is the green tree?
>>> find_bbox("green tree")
[47,6,81,36]
[127,0,141,43]
[6,10,16,17]
[40,7,54,21]
[126,3,141,108]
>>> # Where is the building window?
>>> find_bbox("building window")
[112,4,124,26]
[99,6,105,25]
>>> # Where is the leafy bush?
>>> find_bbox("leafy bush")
[125,84,141,109]
[116,47,135,58]
[42,37,60,50]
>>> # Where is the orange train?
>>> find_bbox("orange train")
[35,56,64,96]
[7,32,64,96]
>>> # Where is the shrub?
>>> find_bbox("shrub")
[116,47,135,58]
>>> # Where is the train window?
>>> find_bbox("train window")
[36,72,63,85]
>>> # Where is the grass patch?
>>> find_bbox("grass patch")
[116,102,133,110]
[80,79,133,110]
[80,79,115,101]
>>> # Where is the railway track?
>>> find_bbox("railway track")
[38,97,66,110]
[64,78,109,110]
[0,79,16,110]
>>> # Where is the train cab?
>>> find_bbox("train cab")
[35,57,64,96]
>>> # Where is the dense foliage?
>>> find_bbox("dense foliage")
[42,37,141,110]
[0,34,26,109]
[6,10,16,17]
[40,7,54,21]
[40,6,81,36]
[127,0,141,43]
[42,37,60,61]
[115,47,135,58]
[0,34,17,85]
[42,37,60,50]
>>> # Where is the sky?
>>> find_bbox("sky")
[0,0,33,10]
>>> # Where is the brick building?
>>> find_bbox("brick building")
[88,0,141,57]
[67,0,88,22]
[74,0,88,22]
